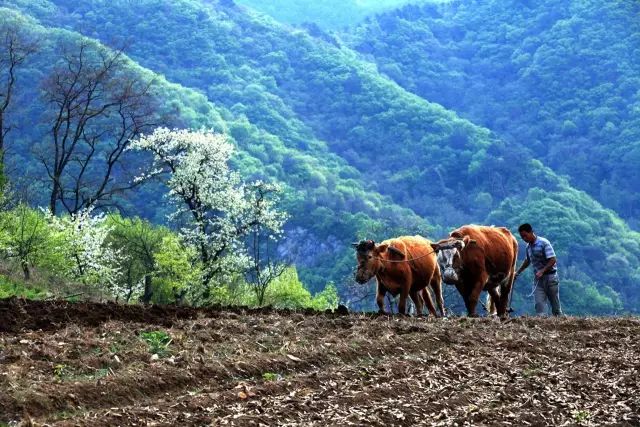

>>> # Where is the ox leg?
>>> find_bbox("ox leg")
[466,282,484,317]
[498,280,513,318]
[410,290,425,317]
[376,283,388,315]
[398,288,410,316]
[455,282,471,315]
[488,287,501,317]
[420,288,437,317]
[430,278,446,318]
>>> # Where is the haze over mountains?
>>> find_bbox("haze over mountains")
[1,0,638,314]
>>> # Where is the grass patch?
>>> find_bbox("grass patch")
[262,372,279,381]
[0,275,48,299]
[573,410,591,424]
[522,367,540,378]
[140,330,172,356]
[53,364,69,379]
[53,364,111,382]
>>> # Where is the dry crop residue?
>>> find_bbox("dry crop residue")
[0,298,638,426]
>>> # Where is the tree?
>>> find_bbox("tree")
[246,181,288,305]
[0,20,38,200]
[107,214,169,303]
[38,39,157,215]
[46,207,123,292]
[0,204,49,280]
[153,234,202,304]
[130,128,287,302]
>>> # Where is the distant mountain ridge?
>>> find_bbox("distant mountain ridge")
[235,0,418,29]
[345,0,640,228]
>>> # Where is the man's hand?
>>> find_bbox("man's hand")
[535,270,544,279]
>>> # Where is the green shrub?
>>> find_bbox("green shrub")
[140,330,172,356]
[0,275,47,299]
[263,267,339,310]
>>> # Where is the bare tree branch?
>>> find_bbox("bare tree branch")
[38,39,157,215]
[0,21,39,198]
[247,183,288,305]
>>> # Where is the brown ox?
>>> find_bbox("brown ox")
[430,225,518,318]
[353,236,445,316]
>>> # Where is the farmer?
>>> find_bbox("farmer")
[514,223,563,316]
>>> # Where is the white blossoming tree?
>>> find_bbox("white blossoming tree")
[46,207,125,296]
[130,128,287,303]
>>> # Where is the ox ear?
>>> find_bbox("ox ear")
[376,243,388,254]
[460,236,476,250]
[352,240,376,251]
[430,243,441,253]
[387,245,405,259]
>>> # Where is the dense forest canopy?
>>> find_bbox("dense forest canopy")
[234,0,419,29]
[346,0,640,227]
[0,0,638,315]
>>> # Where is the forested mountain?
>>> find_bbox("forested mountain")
[1,0,639,314]
[235,0,415,30]
[346,0,640,227]
[0,5,428,294]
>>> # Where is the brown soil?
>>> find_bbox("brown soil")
[1,298,638,426]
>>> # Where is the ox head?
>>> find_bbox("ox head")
[351,240,404,284]
[430,236,472,285]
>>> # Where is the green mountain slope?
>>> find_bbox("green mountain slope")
[235,0,417,30]
[7,0,549,222]
[1,0,639,313]
[347,0,640,227]
[0,6,429,296]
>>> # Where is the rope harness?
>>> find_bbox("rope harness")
[527,277,539,298]
[372,248,436,263]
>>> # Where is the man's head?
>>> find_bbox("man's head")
[518,223,536,243]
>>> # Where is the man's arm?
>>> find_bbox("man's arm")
[535,256,557,279]
[515,258,530,277]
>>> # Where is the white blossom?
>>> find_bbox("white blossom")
[46,207,124,293]
[130,128,287,295]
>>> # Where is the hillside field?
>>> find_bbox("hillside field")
[0,298,638,425]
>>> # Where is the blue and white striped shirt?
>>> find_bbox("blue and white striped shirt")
[526,236,557,275]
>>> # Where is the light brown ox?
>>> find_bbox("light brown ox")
[430,225,518,317]
[353,236,445,316]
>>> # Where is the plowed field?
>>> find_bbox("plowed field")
[1,298,638,426]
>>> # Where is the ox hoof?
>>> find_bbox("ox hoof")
[336,304,349,315]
